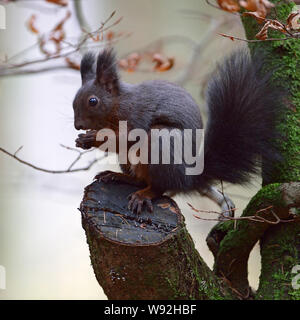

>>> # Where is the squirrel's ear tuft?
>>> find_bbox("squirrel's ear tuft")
[80,52,96,84]
[96,48,120,95]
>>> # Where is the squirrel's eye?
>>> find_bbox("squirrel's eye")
[88,97,98,107]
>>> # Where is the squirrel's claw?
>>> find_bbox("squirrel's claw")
[127,191,154,215]
[220,197,236,219]
[95,171,146,187]
[94,170,117,183]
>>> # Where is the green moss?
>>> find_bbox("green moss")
[165,277,188,299]
[242,0,300,183]
[289,288,300,300]
[215,220,234,232]
[245,183,283,210]
[179,228,227,299]
[216,184,283,252]
[241,1,300,299]
[256,220,300,300]
[203,281,227,300]
[257,250,299,300]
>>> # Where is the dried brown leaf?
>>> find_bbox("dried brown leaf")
[46,0,68,6]
[119,52,141,72]
[240,0,274,19]
[152,53,174,72]
[118,59,129,70]
[53,10,71,32]
[287,11,300,31]
[65,57,80,70]
[255,20,286,40]
[106,31,115,41]
[256,23,269,40]
[239,0,258,11]
[242,11,265,24]
[27,14,39,34]
[217,0,240,12]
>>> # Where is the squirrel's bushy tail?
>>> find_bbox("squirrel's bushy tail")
[201,49,284,186]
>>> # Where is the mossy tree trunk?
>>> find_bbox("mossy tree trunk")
[241,0,300,299]
[208,0,300,300]
[80,0,300,300]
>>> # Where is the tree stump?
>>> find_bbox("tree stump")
[80,179,225,300]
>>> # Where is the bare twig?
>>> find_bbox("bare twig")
[0,145,106,174]
[219,33,293,42]
[0,65,75,76]
[6,17,120,70]
[1,33,130,77]
[0,11,122,77]
[188,203,298,224]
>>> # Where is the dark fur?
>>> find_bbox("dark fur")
[201,50,284,186]
[80,52,95,84]
[96,49,120,94]
[73,48,284,196]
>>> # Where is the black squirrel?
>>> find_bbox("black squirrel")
[73,48,283,215]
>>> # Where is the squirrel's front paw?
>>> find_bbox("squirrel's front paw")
[76,130,97,149]
[94,170,119,183]
[127,191,154,215]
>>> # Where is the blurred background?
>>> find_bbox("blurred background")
[0,0,261,299]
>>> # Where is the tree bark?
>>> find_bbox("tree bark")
[80,179,234,300]
[207,182,300,298]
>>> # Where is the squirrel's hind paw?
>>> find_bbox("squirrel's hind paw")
[127,189,154,215]
[219,197,236,219]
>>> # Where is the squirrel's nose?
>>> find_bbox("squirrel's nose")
[75,121,84,130]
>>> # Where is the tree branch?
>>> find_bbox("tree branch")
[0,145,106,174]
[206,182,300,297]
[0,11,122,77]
